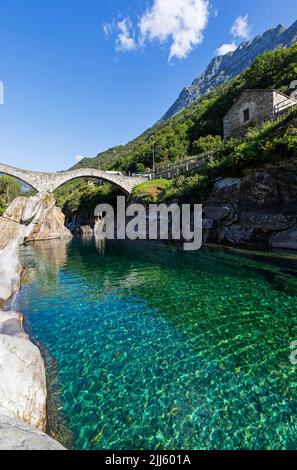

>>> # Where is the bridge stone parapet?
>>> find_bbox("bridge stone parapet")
[0,163,146,195]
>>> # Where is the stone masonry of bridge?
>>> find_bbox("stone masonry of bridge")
[0,163,146,195]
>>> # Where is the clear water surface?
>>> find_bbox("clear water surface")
[16,238,297,450]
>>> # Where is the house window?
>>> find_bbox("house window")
[243,108,250,123]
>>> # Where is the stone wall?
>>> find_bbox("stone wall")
[223,90,296,141]
[223,90,275,140]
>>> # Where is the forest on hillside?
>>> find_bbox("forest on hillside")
[73,43,297,175]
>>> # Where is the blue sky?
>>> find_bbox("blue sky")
[0,0,296,171]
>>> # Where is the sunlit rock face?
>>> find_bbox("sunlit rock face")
[25,204,72,242]
[0,311,47,431]
[0,241,22,303]
[0,195,72,250]
[0,414,65,450]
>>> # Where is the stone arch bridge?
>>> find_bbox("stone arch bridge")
[0,163,147,195]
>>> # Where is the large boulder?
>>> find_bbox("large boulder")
[0,241,22,303]
[0,311,47,431]
[0,195,72,247]
[21,196,45,224]
[270,224,297,249]
[3,197,30,223]
[0,414,65,450]
[25,205,72,242]
[0,218,24,250]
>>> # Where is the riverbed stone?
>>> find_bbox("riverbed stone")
[0,414,65,450]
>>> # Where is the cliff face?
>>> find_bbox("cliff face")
[203,160,297,250]
[161,20,297,121]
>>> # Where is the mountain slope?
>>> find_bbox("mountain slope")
[73,43,297,175]
[160,20,297,121]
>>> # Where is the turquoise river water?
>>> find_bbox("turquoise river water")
[15,238,297,450]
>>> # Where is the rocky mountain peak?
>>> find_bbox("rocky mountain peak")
[160,20,297,122]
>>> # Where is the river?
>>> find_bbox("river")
[15,238,297,450]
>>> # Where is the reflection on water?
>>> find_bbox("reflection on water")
[17,239,297,450]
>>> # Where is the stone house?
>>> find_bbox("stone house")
[223,89,297,141]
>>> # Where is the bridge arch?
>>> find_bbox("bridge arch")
[0,164,40,192]
[0,163,146,195]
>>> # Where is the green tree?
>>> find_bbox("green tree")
[191,135,222,154]
[0,176,21,214]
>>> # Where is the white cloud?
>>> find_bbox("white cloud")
[216,42,237,56]
[75,156,84,162]
[116,19,137,52]
[231,15,250,40]
[139,0,210,61]
[103,22,113,38]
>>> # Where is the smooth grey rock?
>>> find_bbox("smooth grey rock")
[202,219,214,230]
[0,241,22,302]
[0,414,65,450]
[0,324,47,431]
[21,196,44,224]
[0,311,26,338]
[270,225,297,249]
[203,205,231,221]
[213,178,241,192]
[3,197,29,223]
[218,225,254,246]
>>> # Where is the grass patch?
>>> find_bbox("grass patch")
[132,179,172,202]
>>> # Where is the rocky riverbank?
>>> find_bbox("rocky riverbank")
[0,194,72,450]
[203,160,297,250]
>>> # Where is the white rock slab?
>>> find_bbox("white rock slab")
[0,414,65,450]
[0,313,47,431]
